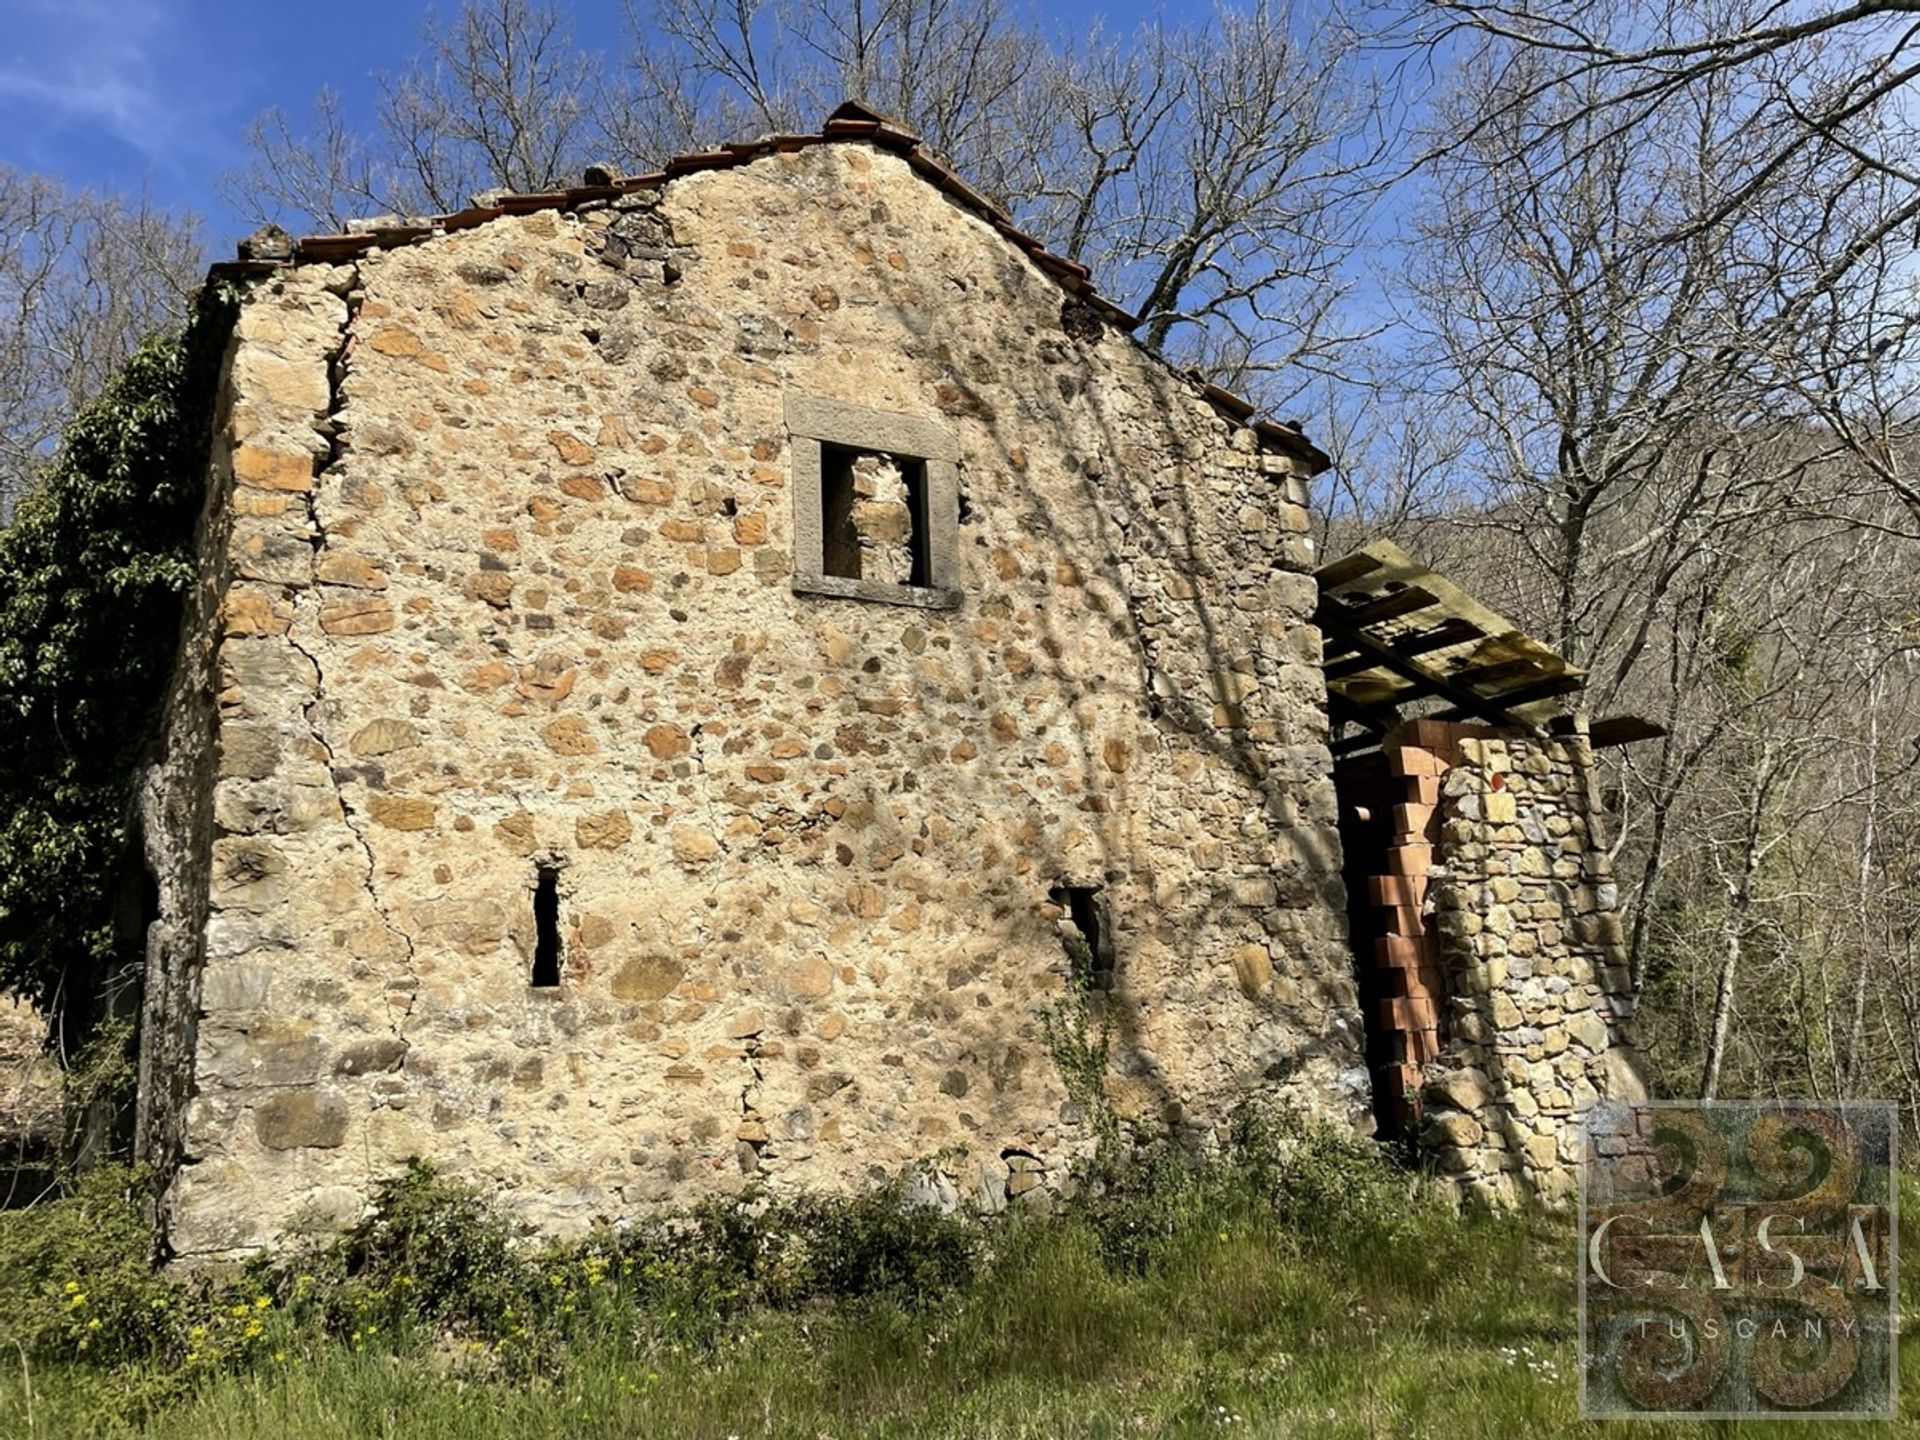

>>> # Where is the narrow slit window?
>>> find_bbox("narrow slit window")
[819,444,930,586]
[1050,882,1114,991]
[532,867,562,988]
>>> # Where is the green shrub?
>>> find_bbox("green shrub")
[1074,1102,1444,1276]
[0,1109,1460,1429]
[0,288,236,1014]
[0,1163,286,1425]
[544,1178,984,1348]
[754,1182,980,1305]
[0,1163,165,1365]
[267,1159,533,1345]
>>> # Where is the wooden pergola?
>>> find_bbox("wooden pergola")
[1315,540,1663,756]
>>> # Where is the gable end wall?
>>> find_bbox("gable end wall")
[165,142,1366,1255]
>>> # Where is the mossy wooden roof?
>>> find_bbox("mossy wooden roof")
[1316,539,1659,753]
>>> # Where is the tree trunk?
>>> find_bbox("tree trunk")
[1844,664,1881,1092]
[1701,783,1766,1101]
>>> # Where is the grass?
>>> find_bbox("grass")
[1,1129,1915,1438]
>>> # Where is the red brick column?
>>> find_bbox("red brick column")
[1356,719,1499,1132]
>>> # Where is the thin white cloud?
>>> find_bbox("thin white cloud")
[0,0,213,168]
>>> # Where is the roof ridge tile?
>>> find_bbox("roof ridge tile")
[207,100,1329,476]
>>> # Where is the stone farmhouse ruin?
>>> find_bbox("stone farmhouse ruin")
[106,103,1650,1257]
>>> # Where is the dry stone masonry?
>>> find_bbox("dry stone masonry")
[126,106,1644,1256]
[1340,718,1647,1206]
[144,117,1370,1258]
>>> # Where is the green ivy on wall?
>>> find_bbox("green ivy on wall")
[0,286,237,1015]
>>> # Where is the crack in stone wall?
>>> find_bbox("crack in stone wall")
[161,143,1369,1254]
[167,262,447,1256]
[291,270,422,1035]
[284,629,422,1033]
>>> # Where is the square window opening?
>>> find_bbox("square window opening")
[819,444,931,588]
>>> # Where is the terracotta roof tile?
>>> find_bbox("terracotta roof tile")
[1200,382,1257,423]
[209,101,1331,477]
[663,150,749,177]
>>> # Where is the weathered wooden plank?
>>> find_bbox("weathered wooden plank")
[1318,585,1440,629]
[1391,618,1484,657]
[1315,552,1384,587]
[1325,652,1388,681]
[1485,673,1586,708]
[1333,727,1386,755]
[1448,657,1550,689]
[1588,715,1668,748]
[1433,672,1584,720]
[1328,625,1532,730]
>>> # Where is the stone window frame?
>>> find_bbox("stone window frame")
[785,394,962,611]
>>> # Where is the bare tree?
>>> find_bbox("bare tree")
[1417,0,1920,237]
[0,169,203,514]
[616,0,1387,404]
[1388,7,1907,671]
[608,0,805,163]
[1035,6,1384,394]
[382,0,602,207]
[1344,2,1920,1125]
[1656,523,1920,1100]
[223,89,392,235]
[224,1,1389,406]
[224,0,606,230]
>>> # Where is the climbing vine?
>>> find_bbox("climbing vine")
[1041,935,1117,1150]
[0,286,238,1014]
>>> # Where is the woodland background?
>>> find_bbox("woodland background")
[6,0,1920,1131]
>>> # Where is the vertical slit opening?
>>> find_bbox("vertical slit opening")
[1050,882,1114,991]
[532,867,562,988]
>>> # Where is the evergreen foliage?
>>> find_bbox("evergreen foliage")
[0,289,236,1012]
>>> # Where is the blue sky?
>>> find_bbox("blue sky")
[4,0,416,231]
[0,0,1164,248]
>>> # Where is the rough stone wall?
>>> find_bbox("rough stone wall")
[132,322,243,1189]
[1411,719,1647,1206]
[848,453,913,584]
[163,140,1366,1257]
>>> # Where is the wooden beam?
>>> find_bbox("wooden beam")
[1333,729,1385,756]
[1485,673,1586,708]
[1589,715,1668,748]
[1317,586,1440,629]
[1315,553,1384,587]
[1447,657,1551,689]
[1390,618,1483,658]
[1325,652,1387,681]
[1432,672,1584,722]
[1319,621,1535,730]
